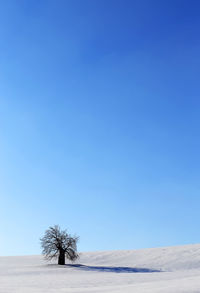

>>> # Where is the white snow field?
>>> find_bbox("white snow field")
[1,244,200,293]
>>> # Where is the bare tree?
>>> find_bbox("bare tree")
[40,225,79,265]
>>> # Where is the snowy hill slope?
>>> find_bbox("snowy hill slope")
[1,243,200,293]
[80,243,200,271]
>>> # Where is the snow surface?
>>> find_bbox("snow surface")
[1,244,200,292]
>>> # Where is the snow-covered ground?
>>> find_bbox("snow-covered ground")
[1,244,200,292]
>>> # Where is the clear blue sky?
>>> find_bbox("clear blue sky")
[1,0,200,256]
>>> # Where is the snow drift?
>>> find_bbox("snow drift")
[1,243,200,293]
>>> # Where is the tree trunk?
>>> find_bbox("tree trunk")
[58,249,65,265]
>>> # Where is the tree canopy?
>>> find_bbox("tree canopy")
[40,225,79,265]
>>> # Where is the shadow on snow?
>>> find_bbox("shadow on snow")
[66,264,161,273]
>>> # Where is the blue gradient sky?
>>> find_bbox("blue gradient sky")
[1,0,200,255]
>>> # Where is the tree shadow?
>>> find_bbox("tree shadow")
[66,264,161,273]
